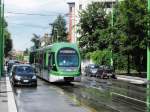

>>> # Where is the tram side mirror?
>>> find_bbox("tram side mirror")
[52,64,56,69]
[52,64,57,71]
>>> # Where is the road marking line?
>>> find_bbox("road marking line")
[6,77,17,112]
[111,92,149,104]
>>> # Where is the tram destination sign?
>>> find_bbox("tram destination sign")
[60,49,76,54]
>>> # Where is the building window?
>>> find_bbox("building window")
[100,2,115,8]
[70,7,72,12]
[79,4,82,10]
[104,2,115,8]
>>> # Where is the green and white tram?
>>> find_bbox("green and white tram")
[29,42,81,82]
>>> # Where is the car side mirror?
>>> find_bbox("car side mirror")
[34,69,38,73]
[35,70,38,73]
[12,71,15,75]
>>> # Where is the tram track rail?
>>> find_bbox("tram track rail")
[34,76,147,112]
[112,92,146,112]
[79,76,147,112]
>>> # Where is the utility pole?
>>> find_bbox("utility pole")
[0,0,1,78]
[0,0,3,77]
[147,0,150,112]
[111,1,114,67]
[147,0,150,83]
[2,2,4,75]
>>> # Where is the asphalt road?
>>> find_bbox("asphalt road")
[13,79,93,112]
[13,77,148,112]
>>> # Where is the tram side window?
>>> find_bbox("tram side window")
[48,54,52,66]
[52,53,55,65]
[48,53,55,66]
[39,53,43,66]
[44,52,47,69]
[48,53,56,71]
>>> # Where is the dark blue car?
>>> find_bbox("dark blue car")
[10,64,37,87]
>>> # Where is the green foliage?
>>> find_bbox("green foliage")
[51,15,67,43]
[16,54,24,61]
[79,0,148,73]
[87,50,111,65]
[4,24,12,57]
[113,53,128,70]
[31,34,41,49]
[112,0,147,72]
[24,48,29,55]
[78,2,109,53]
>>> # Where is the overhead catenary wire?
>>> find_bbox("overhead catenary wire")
[5,10,70,30]
[6,11,67,17]
[9,23,49,29]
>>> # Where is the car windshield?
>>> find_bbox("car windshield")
[90,65,99,69]
[16,66,34,74]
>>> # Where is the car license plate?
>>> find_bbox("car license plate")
[23,80,29,82]
[91,69,98,73]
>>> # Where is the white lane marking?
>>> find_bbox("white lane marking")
[111,92,149,104]
[6,77,17,112]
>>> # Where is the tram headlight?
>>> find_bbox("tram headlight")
[15,75,21,80]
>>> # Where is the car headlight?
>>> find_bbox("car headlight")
[32,75,37,79]
[15,75,21,80]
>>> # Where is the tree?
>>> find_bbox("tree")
[78,2,109,57]
[112,0,147,73]
[4,30,13,57]
[31,33,41,49]
[87,50,112,65]
[24,48,29,55]
[51,15,67,43]
[3,19,13,57]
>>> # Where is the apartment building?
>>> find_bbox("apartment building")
[67,0,117,43]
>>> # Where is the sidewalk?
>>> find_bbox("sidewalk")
[0,77,8,112]
[0,76,17,112]
[116,75,147,85]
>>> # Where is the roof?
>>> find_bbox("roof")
[13,64,31,67]
[30,42,79,52]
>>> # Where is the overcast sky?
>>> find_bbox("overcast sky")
[5,0,69,51]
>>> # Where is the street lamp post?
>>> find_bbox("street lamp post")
[49,23,53,43]
[147,0,150,112]
[147,0,150,82]
[54,28,58,42]
[0,0,2,78]
[111,1,114,67]
[49,23,58,43]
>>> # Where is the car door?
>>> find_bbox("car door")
[10,66,16,83]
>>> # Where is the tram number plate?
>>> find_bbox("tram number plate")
[23,80,29,83]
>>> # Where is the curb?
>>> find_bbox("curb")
[6,77,18,112]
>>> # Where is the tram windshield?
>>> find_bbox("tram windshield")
[57,49,79,67]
